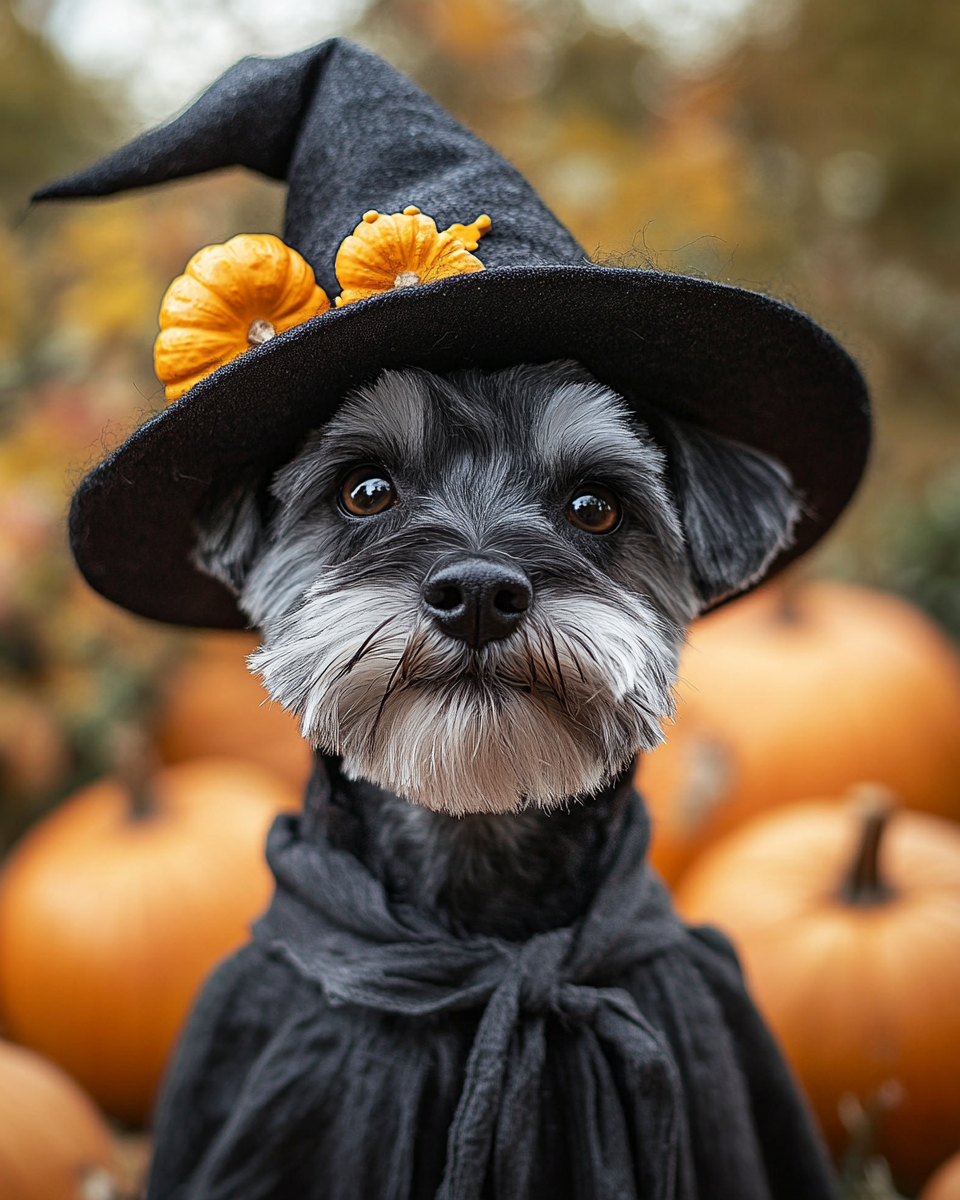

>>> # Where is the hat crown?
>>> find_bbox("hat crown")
[34,39,586,296]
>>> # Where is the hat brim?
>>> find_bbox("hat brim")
[69,264,870,628]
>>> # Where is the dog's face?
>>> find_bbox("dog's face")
[195,361,798,815]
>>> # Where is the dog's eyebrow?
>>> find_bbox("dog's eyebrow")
[324,370,432,464]
[534,381,666,488]
[271,371,433,513]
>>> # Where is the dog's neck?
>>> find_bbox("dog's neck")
[301,754,635,942]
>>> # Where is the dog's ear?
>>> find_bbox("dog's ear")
[191,483,266,594]
[661,418,801,608]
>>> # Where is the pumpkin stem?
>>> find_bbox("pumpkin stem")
[772,569,807,624]
[247,318,276,346]
[111,724,158,822]
[839,785,897,906]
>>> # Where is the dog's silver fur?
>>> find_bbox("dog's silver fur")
[195,361,798,820]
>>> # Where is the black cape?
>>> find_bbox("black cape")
[148,766,838,1200]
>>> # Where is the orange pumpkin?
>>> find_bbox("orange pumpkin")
[922,1152,960,1200]
[675,794,960,1193]
[156,632,311,788]
[334,206,491,306]
[640,579,960,883]
[0,757,298,1125]
[155,233,330,400]
[0,1038,119,1200]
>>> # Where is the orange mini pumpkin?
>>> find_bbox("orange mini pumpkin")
[335,206,491,305]
[155,233,330,400]
[676,795,960,1194]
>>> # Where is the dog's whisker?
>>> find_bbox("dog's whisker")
[561,628,603,669]
[333,613,402,681]
[545,626,568,705]
[559,631,588,686]
[365,656,407,752]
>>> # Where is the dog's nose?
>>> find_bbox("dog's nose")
[421,557,532,648]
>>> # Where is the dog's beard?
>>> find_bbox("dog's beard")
[251,572,680,815]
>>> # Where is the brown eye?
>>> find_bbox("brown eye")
[340,466,397,516]
[566,485,621,534]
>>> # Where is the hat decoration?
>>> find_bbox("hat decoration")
[155,233,330,401]
[335,207,491,306]
[156,207,492,401]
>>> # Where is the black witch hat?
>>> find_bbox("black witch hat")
[37,38,870,629]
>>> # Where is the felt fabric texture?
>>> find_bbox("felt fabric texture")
[36,38,871,629]
[147,760,839,1200]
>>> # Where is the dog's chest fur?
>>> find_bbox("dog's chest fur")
[312,760,630,940]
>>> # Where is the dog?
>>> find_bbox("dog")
[192,359,798,941]
[39,39,866,1196]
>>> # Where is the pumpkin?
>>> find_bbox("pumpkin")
[640,579,960,884]
[675,793,960,1194]
[156,632,311,788]
[0,1038,119,1200]
[0,757,299,1125]
[922,1152,960,1200]
[334,206,491,305]
[154,233,330,401]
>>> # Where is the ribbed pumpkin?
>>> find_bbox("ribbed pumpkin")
[922,1152,960,1200]
[155,233,329,400]
[640,580,960,884]
[156,633,311,788]
[0,757,298,1125]
[334,207,490,306]
[0,1038,119,1200]
[675,795,960,1194]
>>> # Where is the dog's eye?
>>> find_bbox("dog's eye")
[339,466,398,516]
[566,485,621,534]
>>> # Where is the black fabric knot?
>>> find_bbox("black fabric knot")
[514,930,569,1015]
[435,945,688,1200]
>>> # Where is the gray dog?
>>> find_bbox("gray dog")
[39,38,866,1200]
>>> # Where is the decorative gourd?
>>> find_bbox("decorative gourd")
[640,579,960,884]
[675,794,960,1194]
[922,1152,960,1200]
[335,206,491,305]
[153,210,490,398]
[156,632,311,788]
[0,1038,119,1200]
[0,757,299,1125]
[155,233,330,400]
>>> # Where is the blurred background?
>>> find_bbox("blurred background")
[1,1,960,1197]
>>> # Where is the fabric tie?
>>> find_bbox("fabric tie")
[435,931,687,1200]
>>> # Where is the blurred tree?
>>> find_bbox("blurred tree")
[0,0,113,212]
[736,0,960,274]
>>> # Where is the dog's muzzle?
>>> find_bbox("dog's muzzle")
[421,556,532,649]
